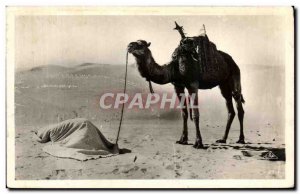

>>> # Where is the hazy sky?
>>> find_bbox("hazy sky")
[15,15,286,70]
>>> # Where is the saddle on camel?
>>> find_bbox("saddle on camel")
[172,22,225,81]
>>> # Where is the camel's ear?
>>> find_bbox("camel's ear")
[147,42,151,47]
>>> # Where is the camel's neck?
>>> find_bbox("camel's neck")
[134,50,174,85]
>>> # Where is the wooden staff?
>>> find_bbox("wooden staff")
[174,21,186,39]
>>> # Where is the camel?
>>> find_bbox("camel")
[127,27,245,149]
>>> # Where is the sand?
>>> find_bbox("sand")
[14,63,286,180]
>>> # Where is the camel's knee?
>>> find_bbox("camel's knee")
[232,91,245,104]
[192,116,199,123]
[228,111,236,120]
[232,91,240,100]
[192,108,199,116]
[192,112,199,121]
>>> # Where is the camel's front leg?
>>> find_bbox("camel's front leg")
[175,86,188,145]
[188,85,204,149]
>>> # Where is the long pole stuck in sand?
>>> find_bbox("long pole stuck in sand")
[115,52,129,145]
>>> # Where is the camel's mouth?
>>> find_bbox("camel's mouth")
[127,42,138,54]
[127,45,135,53]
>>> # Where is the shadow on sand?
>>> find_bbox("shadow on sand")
[206,142,286,161]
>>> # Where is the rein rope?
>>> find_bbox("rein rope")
[148,81,154,94]
[115,51,129,145]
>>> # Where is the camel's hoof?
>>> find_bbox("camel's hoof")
[176,140,188,145]
[193,140,204,149]
[236,139,245,144]
[216,139,226,144]
[176,134,188,145]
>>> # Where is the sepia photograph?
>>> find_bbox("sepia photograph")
[6,7,294,188]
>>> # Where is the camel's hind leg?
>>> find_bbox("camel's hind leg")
[235,99,245,144]
[174,86,188,145]
[218,51,245,144]
[232,70,245,144]
[216,83,235,144]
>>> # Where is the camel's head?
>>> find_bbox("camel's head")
[127,40,151,56]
